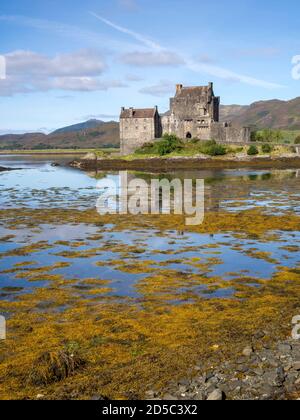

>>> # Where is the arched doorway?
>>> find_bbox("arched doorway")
[186,132,192,139]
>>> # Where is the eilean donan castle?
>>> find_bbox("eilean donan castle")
[120,82,250,155]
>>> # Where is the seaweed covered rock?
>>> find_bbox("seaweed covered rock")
[28,349,86,386]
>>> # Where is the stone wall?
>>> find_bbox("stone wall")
[210,123,251,143]
[120,112,161,155]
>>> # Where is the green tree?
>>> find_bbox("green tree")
[247,145,259,156]
[262,143,272,153]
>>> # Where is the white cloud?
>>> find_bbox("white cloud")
[121,51,185,67]
[140,80,174,97]
[92,13,285,89]
[0,50,126,96]
[6,49,107,77]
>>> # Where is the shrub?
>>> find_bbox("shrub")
[206,144,227,156]
[156,134,184,156]
[295,136,300,144]
[135,134,183,156]
[198,140,227,156]
[247,145,259,156]
[134,142,155,155]
[262,144,272,153]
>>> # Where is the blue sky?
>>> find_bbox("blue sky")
[0,0,300,133]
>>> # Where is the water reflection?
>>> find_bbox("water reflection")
[0,155,299,303]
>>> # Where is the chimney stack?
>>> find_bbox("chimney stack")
[129,107,134,117]
[176,84,183,94]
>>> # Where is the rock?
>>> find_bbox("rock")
[293,361,300,371]
[242,346,254,357]
[204,372,215,382]
[178,385,188,394]
[0,166,20,172]
[91,395,109,401]
[36,394,45,400]
[82,152,97,161]
[254,331,265,340]
[162,394,178,400]
[51,163,60,167]
[277,343,292,353]
[260,384,275,399]
[263,369,284,387]
[236,365,249,373]
[145,391,156,399]
[207,389,224,401]
[194,392,204,401]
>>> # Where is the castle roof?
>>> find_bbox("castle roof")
[120,108,157,119]
[176,85,211,98]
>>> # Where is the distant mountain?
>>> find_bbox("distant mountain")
[51,119,107,135]
[220,97,300,130]
[0,121,120,150]
[2,97,300,150]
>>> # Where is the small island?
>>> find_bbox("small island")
[71,83,300,172]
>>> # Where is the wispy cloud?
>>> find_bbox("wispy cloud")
[80,113,119,121]
[0,14,139,51]
[90,11,162,51]
[186,60,283,89]
[140,80,175,97]
[91,12,285,89]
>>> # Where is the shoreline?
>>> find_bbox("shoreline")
[147,336,300,401]
[70,155,300,172]
[0,151,90,156]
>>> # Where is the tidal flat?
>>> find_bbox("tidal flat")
[0,155,299,399]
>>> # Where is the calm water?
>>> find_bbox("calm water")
[0,155,299,303]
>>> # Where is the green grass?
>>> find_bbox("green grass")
[281,130,300,143]
[254,130,300,144]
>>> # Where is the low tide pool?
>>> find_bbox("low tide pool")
[0,155,299,399]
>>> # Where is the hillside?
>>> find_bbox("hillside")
[51,119,107,135]
[2,97,300,150]
[220,97,300,130]
[0,121,120,150]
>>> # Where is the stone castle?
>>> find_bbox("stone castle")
[120,82,250,155]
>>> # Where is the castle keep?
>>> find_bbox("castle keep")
[120,82,250,155]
